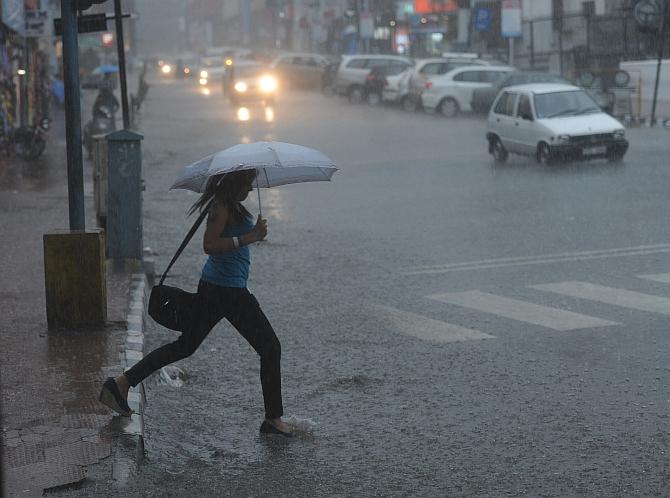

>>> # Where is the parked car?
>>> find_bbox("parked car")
[333,54,413,104]
[363,64,413,106]
[270,53,335,90]
[403,57,492,112]
[471,71,569,114]
[421,65,514,117]
[486,83,629,164]
[225,62,279,104]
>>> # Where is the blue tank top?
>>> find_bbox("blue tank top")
[201,210,254,288]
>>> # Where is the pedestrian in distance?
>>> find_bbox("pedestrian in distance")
[99,169,294,438]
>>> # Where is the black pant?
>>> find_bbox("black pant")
[124,280,283,419]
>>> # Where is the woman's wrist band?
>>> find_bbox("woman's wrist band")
[233,236,240,249]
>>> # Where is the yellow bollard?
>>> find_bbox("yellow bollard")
[43,229,107,329]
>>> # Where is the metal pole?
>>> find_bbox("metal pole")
[650,1,668,127]
[114,0,130,129]
[61,0,85,230]
[558,18,563,75]
[530,20,535,69]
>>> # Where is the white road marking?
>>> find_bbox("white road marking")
[428,291,619,331]
[401,243,670,275]
[638,272,670,284]
[532,281,670,316]
[371,305,495,344]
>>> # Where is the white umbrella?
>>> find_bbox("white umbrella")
[171,141,338,215]
[172,141,337,190]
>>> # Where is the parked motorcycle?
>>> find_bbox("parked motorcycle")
[83,105,116,158]
[11,116,50,160]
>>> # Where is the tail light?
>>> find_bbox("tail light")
[366,74,375,81]
[383,78,388,87]
[425,81,432,89]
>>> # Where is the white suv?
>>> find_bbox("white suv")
[486,83,629,164]
[334,55,413,103]
[421,65,514,117]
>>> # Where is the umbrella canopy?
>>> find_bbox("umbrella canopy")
[171,141,338,193]
[92,64,120,75]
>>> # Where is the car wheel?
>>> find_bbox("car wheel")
[402,95,418,112]
[439,98,459,118]
[348,86,364,104]
[491,137,508,163]
[537,142,554,165]
[367,92,381,106]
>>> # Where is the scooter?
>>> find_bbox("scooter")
[83,105,116,158]
[11,116,50,160]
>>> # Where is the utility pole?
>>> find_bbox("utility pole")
[650,0,668,127]
[61,0,85,230]
[113,0,130,129]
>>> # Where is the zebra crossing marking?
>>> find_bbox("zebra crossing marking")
[532,281,670,316]
[638,272,670,284]
[401,243,670,275]
[371,305,495,344]
[428,290,619,331]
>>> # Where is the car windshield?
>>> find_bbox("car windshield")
[534,90,602,118]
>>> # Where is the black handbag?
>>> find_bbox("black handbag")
[148,199,212,331]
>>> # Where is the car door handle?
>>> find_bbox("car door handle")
[496,118,500,122]
[515,122,519,126]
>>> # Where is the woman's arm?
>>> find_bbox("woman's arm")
[203,204,265,254]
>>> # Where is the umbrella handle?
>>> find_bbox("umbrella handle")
[256,178,262,218]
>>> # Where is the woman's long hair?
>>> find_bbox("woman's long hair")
[188,170,256,224]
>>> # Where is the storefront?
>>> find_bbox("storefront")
[1,0,52,128]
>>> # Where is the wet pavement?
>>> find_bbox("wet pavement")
[5,73,670,496]
[0,108,143,496]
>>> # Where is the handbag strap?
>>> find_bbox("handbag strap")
[158,197,214,286]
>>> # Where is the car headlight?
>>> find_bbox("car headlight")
[259,75,278,93]
[614,129,626,139]
[557,134,571,143]
[199,77,208,86]
[161,64,172,74]
[234,81,248,93]
[200,70,208,79]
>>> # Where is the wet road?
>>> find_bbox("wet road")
[59,75,670,496]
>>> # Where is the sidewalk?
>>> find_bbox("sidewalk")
[0,112,148,496]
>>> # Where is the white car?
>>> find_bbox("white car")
[486,83,629,164]
[421,65,514,117]
[402,58,491,111]
[333,54,413,103]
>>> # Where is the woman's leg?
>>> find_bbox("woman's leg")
[123,281,226,387]
[225,290,284,421]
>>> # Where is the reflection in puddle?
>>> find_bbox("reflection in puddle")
[200,87,211,96]
[263,187,289,221]
[237,107,251,122]
[235,105,275,123]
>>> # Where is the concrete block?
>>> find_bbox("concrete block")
[43,229,106,329]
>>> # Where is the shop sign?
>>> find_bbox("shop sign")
[2,0,24,33]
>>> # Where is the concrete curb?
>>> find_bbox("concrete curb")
[120,272,149,464]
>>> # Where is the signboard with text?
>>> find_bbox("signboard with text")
[24,0,50,37]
